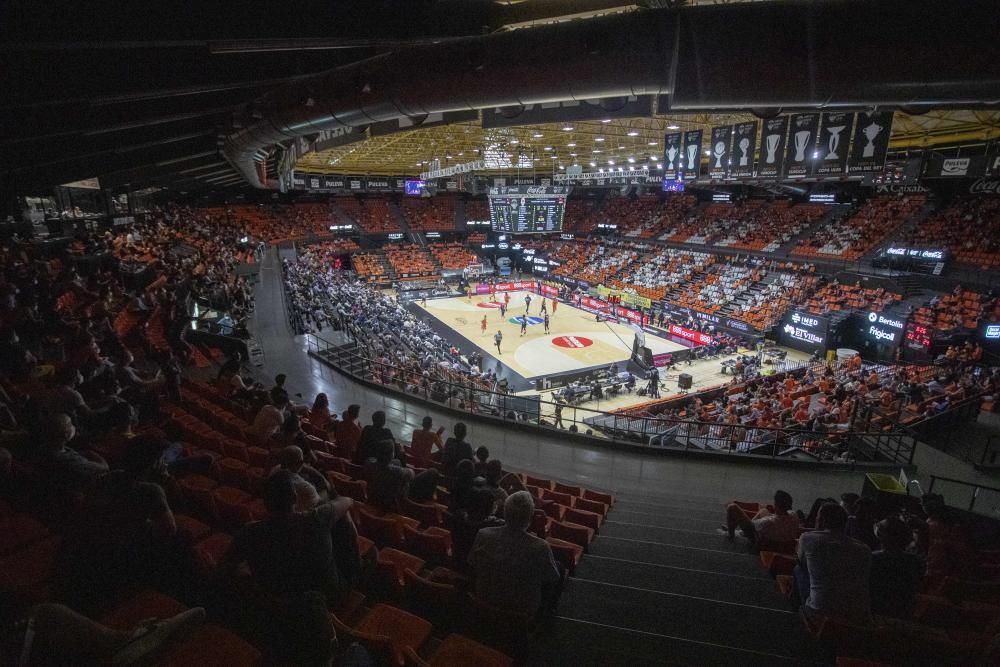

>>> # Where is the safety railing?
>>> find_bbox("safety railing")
[927,475,1000,517]
[305,332,917,466]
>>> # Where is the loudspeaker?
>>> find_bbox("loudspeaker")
[678,373,693,390]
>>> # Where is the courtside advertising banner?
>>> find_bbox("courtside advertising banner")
[669,324,714,346]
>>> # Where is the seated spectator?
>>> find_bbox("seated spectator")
[723,490,800,545]
[438,421,473,474]
[38,412,109,493]
[795,502,872,625]
[308,392,335,432]
[355,410,399,465]
[451,487,505,572]
[270,445,329,511]
[469,491,562,618]
[409,415,444,462]
[474,446,490,476]
[334,404,362,461]
[449,458,479,514]
[365,439,414,511]
[870,516,922,619]
[248,390,288,440]
[225,470,355,600]
[484,459,510,513]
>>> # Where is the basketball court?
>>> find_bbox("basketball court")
[415,291,688,380]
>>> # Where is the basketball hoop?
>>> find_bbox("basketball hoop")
[464,263,483,279]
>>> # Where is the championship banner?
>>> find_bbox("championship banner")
[729,121,758,178]
[708,125,732,179]
[482,96,653,129]
[815,112,855,176]
[848,111,893,174]
[663,132,683,180]
[785,113,820,178]
[758,116,788,179]
[681,129,703,180]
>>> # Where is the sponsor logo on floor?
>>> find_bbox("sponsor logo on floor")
[551,335,593,348]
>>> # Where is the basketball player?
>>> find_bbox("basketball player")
[494,330,503,355]
[540,298,548,315]
[504,291,511,308]
[524,293,532,313]
[543,312,550,334]
[520,315,528,337]
[499,302,506,318]
[467,285,473,301]
[551,298,558,316]
[481,315,488,335]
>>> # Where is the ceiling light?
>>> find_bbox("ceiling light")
[601,119,612,123]
[544,146,552,151]
[594,137,605,142]
[647,141,658,146]
[532,132,543,138]
[704,149,711,155]
[608,159,615,165]
[446,155,452,159]
[567,142,576,147]
[561,125,574,131]
[618,145,625,149]
[627,130,639,137]
[592,149,601,154]
[510,139,519,144]
[559,165,565,170]
[618,167,623,171]
[667,124,680,130]
[599,168,605,173]
[589,162,596,167]
[650,155,658,160]
[569,153,577,157]
[627,157,635,163]
[657,163,663,169]
[533,157,540,161]
[457,152,463,156]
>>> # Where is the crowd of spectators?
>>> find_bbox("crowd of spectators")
[799,280,901,316]
[898,196,1000,269]
[382,244,437,278]
[429,242,477,271]
[666,200,826,252]
[911,285,1000,334]
[791,194,927,260]
[400,196,456,232]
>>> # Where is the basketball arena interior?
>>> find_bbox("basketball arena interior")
[3,1,1000,664]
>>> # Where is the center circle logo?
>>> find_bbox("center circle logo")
[868,312,878,322]
[476,301,502,309]
[509,316,544,326]
[552,335,594,349]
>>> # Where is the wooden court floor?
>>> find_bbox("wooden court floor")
[416,291,688,380]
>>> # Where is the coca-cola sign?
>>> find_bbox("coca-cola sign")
[970,178,1000,195]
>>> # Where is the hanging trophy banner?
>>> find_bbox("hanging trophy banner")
[681,129,703,180]
[815,112,855,176]
[708,125,732,179]
[785,113,820,178]
[848,111,894,174]
[729,121,758,178]
[663,132,683,180]
[758,116,788,179]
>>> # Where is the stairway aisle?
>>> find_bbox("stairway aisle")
[775,204,849,258]
[536,489,823,666]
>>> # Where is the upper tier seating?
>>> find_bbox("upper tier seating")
[898,196,1000,269]
[204,203,331,242]
[429,242,477,270]
[338,197,401,233]
[911,287,1000,333]
[401,197,456,232]
[384,244,437,278]
[799,282,901,315]
[791,194,926,260]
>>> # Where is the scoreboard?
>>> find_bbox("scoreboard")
[488,186,567,234]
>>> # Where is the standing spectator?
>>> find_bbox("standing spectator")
[469,491,562,618]
[870,516,923,619]
[795,503,872,625]
[334,404,362,462]
[451,487,504,572]
[439,422,473,474]
[308,393,335,432]
[409,415,444,462]
[356,410,399,464]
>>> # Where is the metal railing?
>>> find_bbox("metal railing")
[927,475,1000,517]
[305,332,917,466]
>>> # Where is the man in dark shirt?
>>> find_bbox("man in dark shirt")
[870,516,922,619]
[439,422,473,474]
[225,470,354,599]
[355,410,399,465]
[365,440,414,512]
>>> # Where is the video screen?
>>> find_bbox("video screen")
[488,193,566,234]
[404,179,426,196]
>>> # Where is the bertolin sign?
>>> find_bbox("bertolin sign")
[867,311,905,345]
